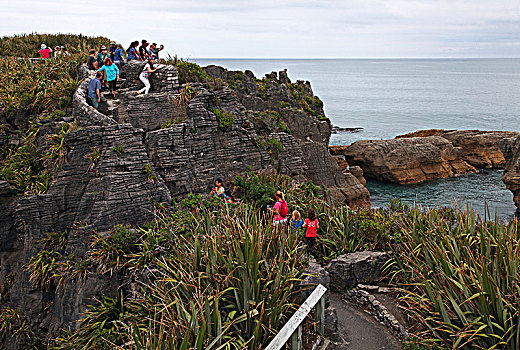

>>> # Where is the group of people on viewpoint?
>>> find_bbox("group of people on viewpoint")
[82,39,165,110]
[38,44,70,58]
[211,180,319,255]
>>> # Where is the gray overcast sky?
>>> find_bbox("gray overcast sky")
[2,0,520,58]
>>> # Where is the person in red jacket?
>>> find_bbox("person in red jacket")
[38,44,52,59]
[303,208,319,254]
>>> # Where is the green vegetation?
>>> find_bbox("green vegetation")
[249,110,291,135]
[392,208,520,349]
[0,33,110,57]
[209,107,236,131]
[160,117,186,129]
[0,306,36,348]
[226,70,244,89]
[254,136,284,155]
[9,170,520,349]
[0,33,110,195]
[170,59,211,85]
[41,200,304,349]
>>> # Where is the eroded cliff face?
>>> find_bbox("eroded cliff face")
[500,135,520,209]
[0,61,369,347]
[331,136,477,184]
[331,129,518,185]
[397,129,518,169]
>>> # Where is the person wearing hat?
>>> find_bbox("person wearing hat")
[38,44,52,59]
[109,42,117,61]
[53,46,61,58]
[96,45,110,87]
[139,40,149,61]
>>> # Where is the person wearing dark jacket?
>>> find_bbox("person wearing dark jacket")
[139,40,149,60]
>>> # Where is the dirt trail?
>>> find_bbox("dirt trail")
[329,292,401,350]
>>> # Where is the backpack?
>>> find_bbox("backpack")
[279,200,289,218]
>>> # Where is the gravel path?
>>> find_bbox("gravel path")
[329,292,401,350]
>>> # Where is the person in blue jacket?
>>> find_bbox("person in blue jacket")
[113,44,125,70]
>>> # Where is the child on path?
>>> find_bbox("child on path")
[137,58,157,95]
[98,58,120,98]
[290,210,303,232]
[303,209,319,254]
[210,178,226,198]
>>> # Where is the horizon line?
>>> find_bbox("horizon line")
[191,57,520,60]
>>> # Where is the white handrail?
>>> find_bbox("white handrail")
[265,283,327,350]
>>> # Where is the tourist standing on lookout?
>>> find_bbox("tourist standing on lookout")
[137,58,157,95]
[269,191,289,226]
[126,41,140,61]
[113,44,125,70]
[109,42,117,61]
[96,46,110,87]
[149,43,164,59]
[87,72,103,110]
[98,58,120,98]
[38,44,52,59]
[87,49,98,70]
[139,40,149,60]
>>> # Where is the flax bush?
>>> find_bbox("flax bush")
[393,209,520,349]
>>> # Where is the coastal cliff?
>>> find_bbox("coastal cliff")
[331,129,518,185]
[500,135,520,209]
[0,60,369,347]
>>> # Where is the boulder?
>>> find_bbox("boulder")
[297,261,338,337]
[327,251,389,292]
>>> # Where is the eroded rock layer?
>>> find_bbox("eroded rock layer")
[331,129,518,185]
[331,136,476,184]
[500,135,520,209]
[398,129,518,168]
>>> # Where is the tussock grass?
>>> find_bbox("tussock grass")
[0,33,110,58]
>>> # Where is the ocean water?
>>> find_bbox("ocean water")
[195,59,520,218]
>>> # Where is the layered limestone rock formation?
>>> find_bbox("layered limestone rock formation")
[0,61,370,347]
[500,135,520,209]
[397,129,518,168]
[331,129,518,185]
[331,136,477,184]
